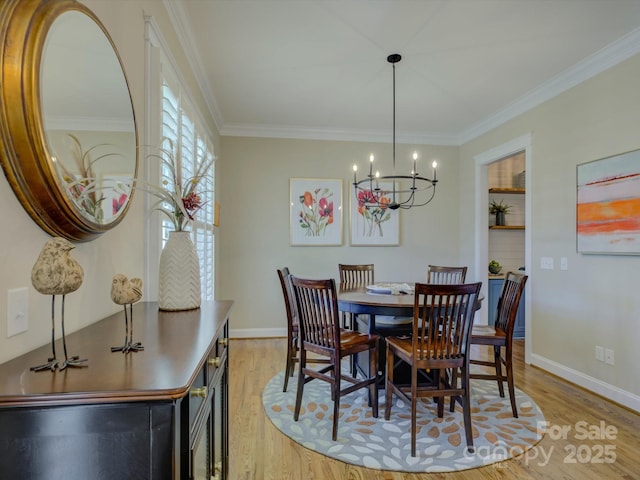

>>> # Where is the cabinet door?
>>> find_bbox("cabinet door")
[0,403,172,480]
[211,361,228,479]
[190,400,212,480]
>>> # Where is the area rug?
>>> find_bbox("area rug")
[263,371,546,472]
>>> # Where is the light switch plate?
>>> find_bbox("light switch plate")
[7,287,28,337]
[540,257,554,270]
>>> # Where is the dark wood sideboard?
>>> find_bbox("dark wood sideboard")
[0,301,232,480]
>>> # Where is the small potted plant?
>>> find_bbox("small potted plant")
[489,199,511,226]
[488,260,502,274]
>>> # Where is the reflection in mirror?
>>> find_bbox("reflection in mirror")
[41,10,136,225]
[0,0,137,241]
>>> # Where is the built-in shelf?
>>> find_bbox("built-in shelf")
[489,188,525,230]
[489,187,525,194]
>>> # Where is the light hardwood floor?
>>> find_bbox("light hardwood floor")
[229,338,640,479]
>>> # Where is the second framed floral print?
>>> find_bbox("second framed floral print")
[350,182,400,245]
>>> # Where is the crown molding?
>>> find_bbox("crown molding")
[220,123,459,145]
[458,26,640,145]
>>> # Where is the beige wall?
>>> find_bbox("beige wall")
[459,53,640,407]
[217,137,462,333]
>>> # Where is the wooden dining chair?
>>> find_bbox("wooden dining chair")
[338,263,374,329]
[427,265,468,284]
[277,267,330,392]
[385,281,482,456]
[290,275,379,441]
[467,271,527,417]
[339,263,375,288]
[277,267,299,392]
[338,263,375,376]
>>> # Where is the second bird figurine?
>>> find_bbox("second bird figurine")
[110,274,144,353]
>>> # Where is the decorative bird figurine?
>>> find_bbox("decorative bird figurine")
[110,274,144,353]
[30,237,87,371]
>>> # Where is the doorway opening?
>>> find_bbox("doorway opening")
[474,134,532,364]
[488,152,526,338]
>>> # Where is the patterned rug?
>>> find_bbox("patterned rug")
[262,371,546,472]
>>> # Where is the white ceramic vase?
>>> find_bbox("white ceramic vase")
[158,231,201,311]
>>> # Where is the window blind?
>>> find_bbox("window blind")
[160,80,215,301]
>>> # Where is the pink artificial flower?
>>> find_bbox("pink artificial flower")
[113,193,127,214]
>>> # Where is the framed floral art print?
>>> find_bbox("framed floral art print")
[290,178,343,246]
[350,181,400,246]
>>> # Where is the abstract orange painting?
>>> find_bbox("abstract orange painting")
[577,149,640,254]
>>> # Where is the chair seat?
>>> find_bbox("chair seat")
[386,335,412,353]
[340,331,380,361]
[340,329,378,347]
[471,325,506,344]
[387,336,464,367]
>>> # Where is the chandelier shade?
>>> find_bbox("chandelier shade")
[352,54,438,210]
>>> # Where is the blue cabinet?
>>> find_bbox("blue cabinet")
[488,278,525,338]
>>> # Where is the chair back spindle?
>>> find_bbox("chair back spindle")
[413,284,479,366]
[338,263,375,333]
[426,265,468,284]
[292,277,340,354]
[339,264,374,289]
[494,272,527,335]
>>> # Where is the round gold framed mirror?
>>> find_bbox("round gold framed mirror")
[0,0,138,242]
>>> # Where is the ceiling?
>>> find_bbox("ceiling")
[166,0,640,145]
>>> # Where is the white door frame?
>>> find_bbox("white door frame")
[474,133,532,364]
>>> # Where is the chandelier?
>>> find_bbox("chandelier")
[352,54,438,210]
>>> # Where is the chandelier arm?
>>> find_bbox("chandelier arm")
[399,185,437,208]
[354,175,436,183]
[354,176,437,193]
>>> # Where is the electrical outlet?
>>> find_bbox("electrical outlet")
[540,257,554,270]
[7,287,29,337]
[595,346,604,362]
[605,349,615,365]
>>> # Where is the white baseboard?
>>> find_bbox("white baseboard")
[230,327,286,338]
[531,353,640,413]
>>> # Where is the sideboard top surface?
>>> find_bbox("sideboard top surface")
[0,301,233,407]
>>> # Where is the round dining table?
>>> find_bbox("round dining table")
[338,284,484,331]
[338,285,415,331]
[337,283,484,385]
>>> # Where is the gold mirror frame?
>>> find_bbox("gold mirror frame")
[0,0,138,242]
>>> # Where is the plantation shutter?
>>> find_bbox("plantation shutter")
[160,77,215,301]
